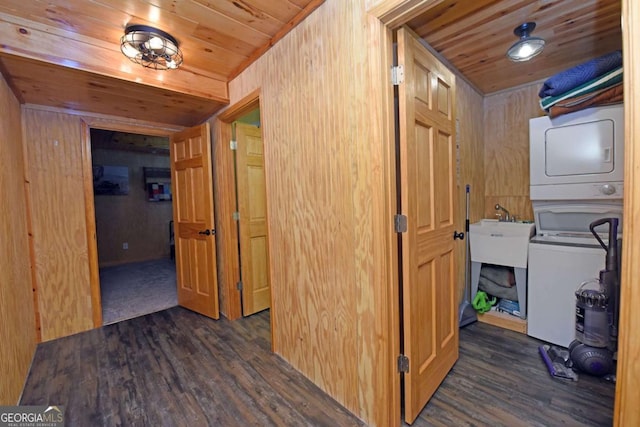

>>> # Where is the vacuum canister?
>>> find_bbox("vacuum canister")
[575,279,609,348]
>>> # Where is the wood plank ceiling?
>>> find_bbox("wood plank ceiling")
[0,0,623,126]
[0,0,324,126]
[405,0,622,94]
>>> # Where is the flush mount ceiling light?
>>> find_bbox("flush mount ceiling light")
[507,22,545,62]
[120,25,183,70]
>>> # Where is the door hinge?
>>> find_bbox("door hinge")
[236,281,243,291]
[394,214,407,233]
[391,65,405,85]
[232,211,240,221]
[397,354,409,373]
[230,139,237,150]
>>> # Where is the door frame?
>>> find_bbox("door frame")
[615,1,640,425]
[367,4,442,424]
[80,116,183,327]
[212,89,264,322]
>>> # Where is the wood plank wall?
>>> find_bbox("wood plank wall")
[22,108,94,341]
[455,80,485,302]
[483,83,543,221]
[227,0,396,424]
[0,70,36,404]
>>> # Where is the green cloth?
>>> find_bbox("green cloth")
[472,291,497,314]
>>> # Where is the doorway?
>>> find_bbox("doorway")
[212,92,275,329]
[90,128,178,324]
[233,109,272,316]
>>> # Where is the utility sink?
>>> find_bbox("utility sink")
[469,219,535,319]
[469,219,535,268]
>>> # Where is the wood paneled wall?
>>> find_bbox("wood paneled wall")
[228,0,396,424]
[0,70,36,404]
[483,83,543,222]
[22,108,94,341]
[455,80,485,302]
[92,149,173,267]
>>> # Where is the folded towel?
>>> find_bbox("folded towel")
[480,264,515,288]
[550,82,622,108]
[540,66,623,111]
[548,83,623,118]
[538,50,622,98]
[478,276,518,301]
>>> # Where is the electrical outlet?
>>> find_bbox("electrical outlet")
[123,242,128,250]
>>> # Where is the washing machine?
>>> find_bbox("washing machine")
[525,200,622,348]
[527,236,605,348]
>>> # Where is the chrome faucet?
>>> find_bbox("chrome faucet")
[495,204,511,222]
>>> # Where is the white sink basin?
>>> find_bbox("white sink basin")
[469,219,535,268]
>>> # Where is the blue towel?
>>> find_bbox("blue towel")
[538,50,622,98]
[539,66,622,111]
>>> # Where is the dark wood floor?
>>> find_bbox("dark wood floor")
[21,308,365,426]
[21,308,615,426]
[409,321,615,427]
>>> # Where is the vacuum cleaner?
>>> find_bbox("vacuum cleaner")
[539,217,620,381]
[568,217,620,378]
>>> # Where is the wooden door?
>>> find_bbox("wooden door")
[397,27,459,424]
[170,123,219,319]
[235,123,271,315]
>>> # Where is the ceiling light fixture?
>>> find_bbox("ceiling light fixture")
[507,22,545,62]
[120,25,183,70]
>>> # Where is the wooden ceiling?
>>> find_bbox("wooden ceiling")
[0,0,623,127]
[405,0,622,94]
[0,0,324,126]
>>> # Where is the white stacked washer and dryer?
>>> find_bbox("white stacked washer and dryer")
[527,104,624,348]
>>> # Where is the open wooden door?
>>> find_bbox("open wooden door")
[170,123,219,319]
[397,27,459,424]
[235,122,271,316]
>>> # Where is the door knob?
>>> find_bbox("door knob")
[453,231,465,240]
[199,229,213,236]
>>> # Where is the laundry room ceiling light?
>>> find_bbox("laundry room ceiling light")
[507,22,545,62]
[120,25,183,70]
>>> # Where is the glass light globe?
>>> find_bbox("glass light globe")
[148,36,164,50]
[121,43,139,58]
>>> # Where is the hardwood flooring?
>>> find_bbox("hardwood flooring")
[21,308,615,426]
[409,321,615,427]
[21,308,365,426]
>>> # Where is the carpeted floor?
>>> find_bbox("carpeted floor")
[100,258,178,325]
